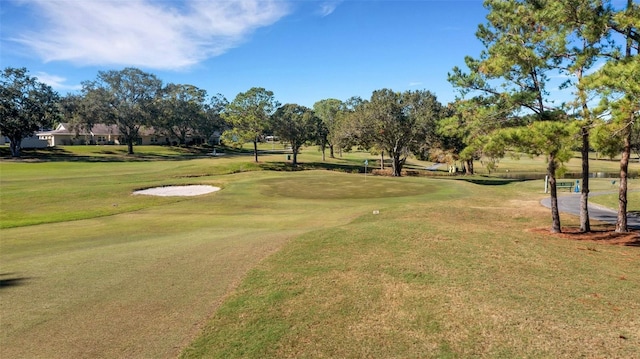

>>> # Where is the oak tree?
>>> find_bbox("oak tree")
[81,68,163,155]
[353,89,442,177]
[198,94,228,146]
[0,67,60,157]
[158,83,207,146]
[271,104,320,166]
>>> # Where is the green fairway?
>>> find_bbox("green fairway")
[182,177,640,359]
[1,145,638,358]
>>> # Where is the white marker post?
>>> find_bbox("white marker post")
[364,159,368,181]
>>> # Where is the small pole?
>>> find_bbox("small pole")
[364,159,368,182]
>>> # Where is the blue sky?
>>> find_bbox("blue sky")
[0,0,571,108]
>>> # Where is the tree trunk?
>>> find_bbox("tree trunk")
[548,153,562,233]
[615,0,632,233]
[127,139,134,155]
[616,128,631,232]
[580,125,591,232]
[291,144,300,167]
[577,61,591,233]
[329,144,335,159]
[465,159,474,175]
[253,140,259,163]
[9,137,22,157]
[380,151,385,170]
[391,153,402,177]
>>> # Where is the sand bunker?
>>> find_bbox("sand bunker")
[133,185,220,197]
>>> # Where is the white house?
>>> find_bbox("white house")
[37,123,161,146]
[1,132,48,148]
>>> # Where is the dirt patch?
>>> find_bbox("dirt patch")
[529,226,640,246]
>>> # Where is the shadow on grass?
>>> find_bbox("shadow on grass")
[0,273,30,290]
[260,161,365,173]
[0,146,241,163]
[454,176,531,186]
[258,162,546,184]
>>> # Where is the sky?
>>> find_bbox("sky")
[1,0,623,109]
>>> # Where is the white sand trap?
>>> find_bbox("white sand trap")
[133,185,220,197]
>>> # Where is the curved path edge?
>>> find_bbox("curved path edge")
[540,190,640,230]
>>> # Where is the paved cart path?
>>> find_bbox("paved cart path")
[540,191,640,230]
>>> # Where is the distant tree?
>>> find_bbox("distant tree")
[61,91,107,139]
[222,87,279,162]
[58,93,95,143]
[437,99,483,174]
[197,94,228,146]
[313,98,343,160]
[271,104,320,166]
[0,67,60,157]
[81,68,163,155]
[315,117,330,161]
[158,83,207,146]
[438,95,522,175]
[432,102,465,171]
[353,89,442,177]
[331,96,365,158]
[59,94,84,128]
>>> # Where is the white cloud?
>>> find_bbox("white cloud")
[13,0,290,70]
[35,72,82,91]
[408,81,423,87]
[318,1,342,17]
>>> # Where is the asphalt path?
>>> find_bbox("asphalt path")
[540,191,640,230]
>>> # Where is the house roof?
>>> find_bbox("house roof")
[38,123,158,136]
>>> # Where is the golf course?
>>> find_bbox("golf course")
[1,145,639,358]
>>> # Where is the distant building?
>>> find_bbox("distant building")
[35,123,222,147]
[37,123,160,146]
[1,132,48,148]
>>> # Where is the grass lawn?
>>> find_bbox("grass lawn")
[589,192,640,215]
[1,145,639,358]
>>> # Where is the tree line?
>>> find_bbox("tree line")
[0,66,448,177]
[1,0,638,233]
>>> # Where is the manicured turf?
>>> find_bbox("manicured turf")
[181,178,640,358]
[1,145,638,358]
